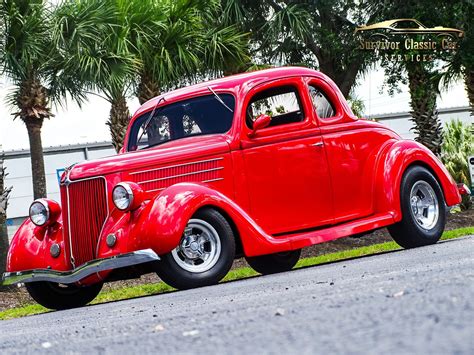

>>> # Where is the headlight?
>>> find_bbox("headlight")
[112,182,144,212]
[29,200,50,226]
[29,199,61,227]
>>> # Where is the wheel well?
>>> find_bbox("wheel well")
[403,161,446,200]
[193,205,244,258]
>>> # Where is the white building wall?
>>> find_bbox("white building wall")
[3,142,115,237]
[371,106,472,139]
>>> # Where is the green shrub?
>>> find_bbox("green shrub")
[441,119,474,210]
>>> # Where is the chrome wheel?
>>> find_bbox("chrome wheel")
[409,181,439,230]
[171,219,221,273]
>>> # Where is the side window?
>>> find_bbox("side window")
[308,85,336,119]
[246,85,304,128]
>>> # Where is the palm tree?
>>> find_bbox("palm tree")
[440,1,474,118]
[0,155,12,277]
[1,0,57,199]
[60,0,248,152]
[406,62,443,156]
[1,0,116,198]
[128,0,249,106]
[54,0,136,152]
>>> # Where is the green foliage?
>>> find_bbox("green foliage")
[0,0,120,108]
[119,0,249,95]
[441,119,474,209]
[347,94,366,117]
[53,0,136,103]
[222,0,377,97]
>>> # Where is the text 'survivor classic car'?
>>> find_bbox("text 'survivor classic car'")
[3,67,469,310]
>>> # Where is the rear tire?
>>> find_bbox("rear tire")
[246,249,301,275]
[388,166,446,248]
[25,281,103,310]
[155,208,235,290]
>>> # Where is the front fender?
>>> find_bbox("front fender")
[99,183,290,258]
[374,140,461,221]
[6,218,71,273]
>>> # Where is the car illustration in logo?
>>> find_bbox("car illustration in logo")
[355,19,464,38]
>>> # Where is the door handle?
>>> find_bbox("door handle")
[311,142,324,148]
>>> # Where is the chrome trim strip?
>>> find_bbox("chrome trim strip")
[1,249,160,285]
[66,181,75,268]
[137,167,224,184]
[129,157,224,176]
[201,178,224,183]
[147,187,166,193]
[65,176,109,268]
[145,177,224,193]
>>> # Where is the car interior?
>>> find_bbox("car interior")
[246,85,305,129]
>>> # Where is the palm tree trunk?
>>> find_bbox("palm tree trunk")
[0,156,12,277]
[108,94,131,152]
[16,77,51,200]
[137,73,160,105]
[24,119,47,199]
[407,64,443,156]
[465,69,474,117]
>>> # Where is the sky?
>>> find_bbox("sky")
[0,67,469,151]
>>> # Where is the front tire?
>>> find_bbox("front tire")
[25,281,103,310]
[388,166,446,248]
[155,208,235,290]
[246,249,301,275]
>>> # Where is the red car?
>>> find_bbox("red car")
[2,67,468,310]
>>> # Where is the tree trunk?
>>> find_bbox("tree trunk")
[0,156,12,278]
[465,69,474,117]
[108,94,130,152]
[0,218,8,278]
[407,64,443,156]
[16,77,51,200]
[24,119,47,199]
[137,73,161,105]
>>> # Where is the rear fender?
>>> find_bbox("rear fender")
[374,140,461,221]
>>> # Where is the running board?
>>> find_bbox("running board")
[280,213,395,250]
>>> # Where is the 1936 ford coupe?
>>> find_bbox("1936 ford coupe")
[2,67,469,310]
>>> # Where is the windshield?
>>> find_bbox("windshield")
[127,93,235,151]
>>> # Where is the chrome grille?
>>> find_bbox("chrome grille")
[62,178,108,267]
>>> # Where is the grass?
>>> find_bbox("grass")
[1,226,473,321]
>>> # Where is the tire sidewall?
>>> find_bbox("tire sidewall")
[157,208,235,289]
[400,166,446,241]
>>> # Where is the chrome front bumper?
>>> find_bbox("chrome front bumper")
[1,249,160,286]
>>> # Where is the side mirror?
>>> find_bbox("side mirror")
[249,114,271,137]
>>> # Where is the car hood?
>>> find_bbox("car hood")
[69,135,231,181]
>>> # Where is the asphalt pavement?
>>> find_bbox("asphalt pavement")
[0,236,473,354]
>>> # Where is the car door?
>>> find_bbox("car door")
[239,77,334,235]
[306,77,389,223]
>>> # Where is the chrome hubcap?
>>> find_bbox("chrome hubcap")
[409,181,439,230]
[171,219,221,273]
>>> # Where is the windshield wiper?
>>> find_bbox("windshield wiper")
[208,86,233,113]
[136,96,166,146]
